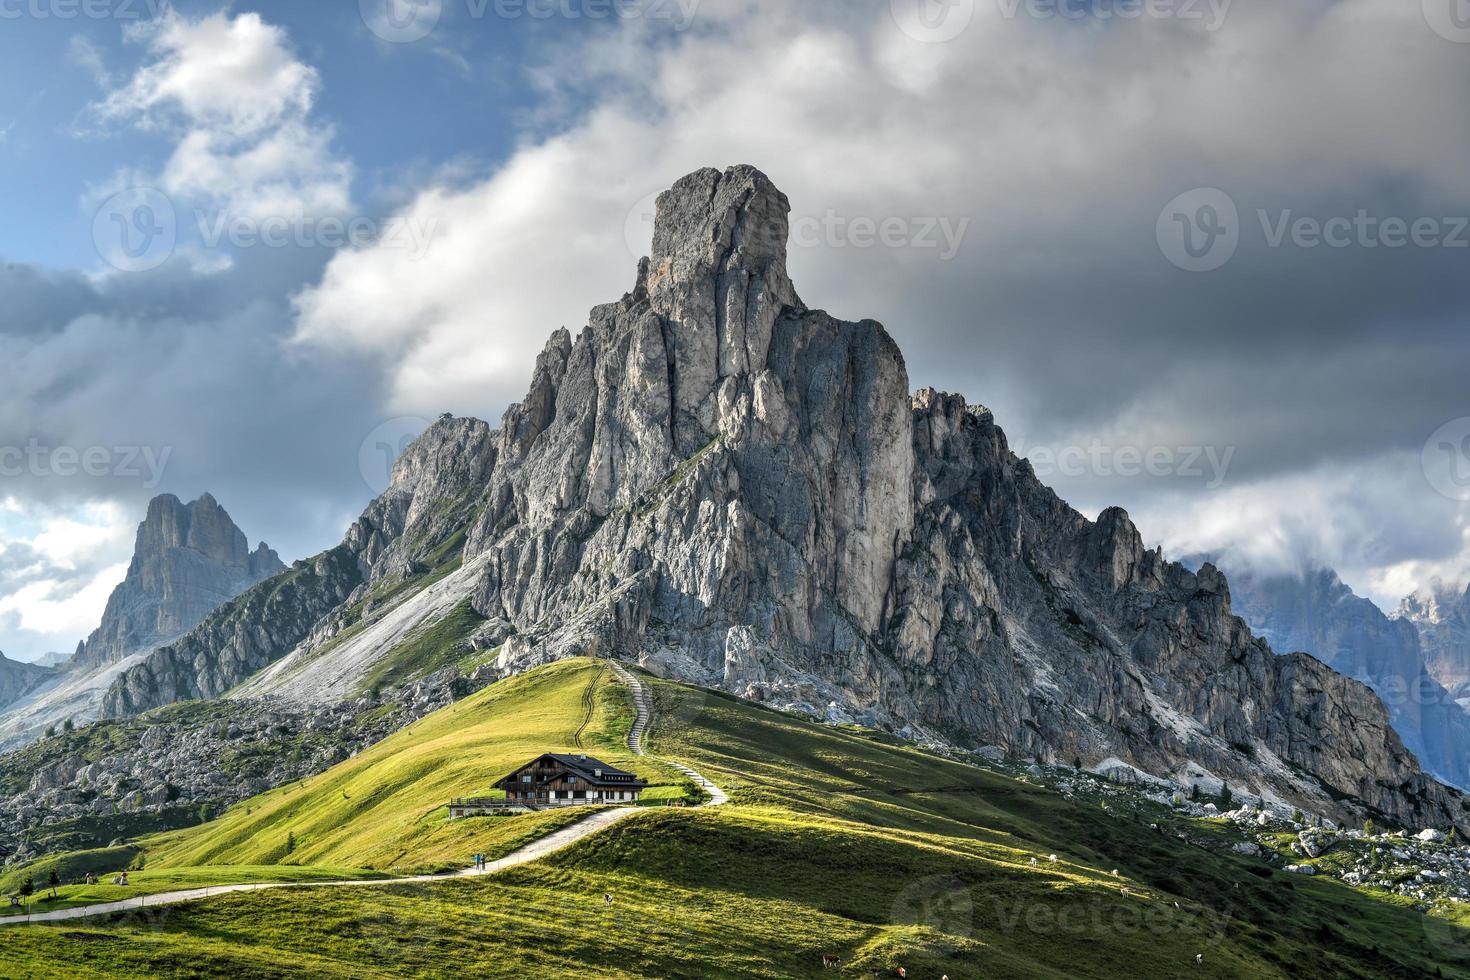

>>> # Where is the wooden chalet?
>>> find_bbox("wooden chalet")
[448,753,647,818]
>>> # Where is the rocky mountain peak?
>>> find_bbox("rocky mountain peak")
[72,494,285,670]
[93,165,1470,834]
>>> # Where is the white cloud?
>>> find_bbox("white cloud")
[286,1,1465,610]
[0,502,134,657]
[91,10,352,222]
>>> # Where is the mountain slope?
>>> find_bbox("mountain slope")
[89,164,1469,835]
[1221,564,1470,790]
[101,418,496,716]
[7,660,1470,978]
[0,652,52,712]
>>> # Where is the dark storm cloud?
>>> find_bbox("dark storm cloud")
[0,246,393,565]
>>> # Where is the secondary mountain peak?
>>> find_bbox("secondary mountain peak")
[72,493,285,671]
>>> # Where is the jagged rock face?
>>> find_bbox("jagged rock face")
[1397,583,1470,700]
[83,164,1469,833]
[0,653,52,713]
[346,415,496,583]
[462,166,914,686]
[1222,566,1470,791]
[453,165,1463,832]
[100,546,363,716]
[74,494,284,670]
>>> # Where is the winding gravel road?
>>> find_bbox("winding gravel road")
[1,662,723,927]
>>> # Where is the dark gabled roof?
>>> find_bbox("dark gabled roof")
[493,753,648,789]
[544,754,638,779]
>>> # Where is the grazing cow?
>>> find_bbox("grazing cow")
[897,969,907,979]
[821,954,840,969]
[1195,953,1204,965]
[1048,854,1058,862]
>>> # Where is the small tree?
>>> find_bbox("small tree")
[62,718,74,733]
[1292,809,1303,824]
[44,726,55,739]
[285,831,296,856]
[1218,783,1233,809]
[1190,784,1201,802]
[1363,819,1375,836]
[18,875,33,900]
[46,869,59,898]
[198,804,213,824]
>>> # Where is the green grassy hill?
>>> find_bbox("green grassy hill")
[4,658,1470,978]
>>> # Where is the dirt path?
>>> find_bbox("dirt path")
[2,660,725,928]
[611,662,727,805]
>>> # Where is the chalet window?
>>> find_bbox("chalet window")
[567,776,577,784]
[521,774,532,783]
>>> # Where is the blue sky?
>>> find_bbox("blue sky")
[1,0,1468,660]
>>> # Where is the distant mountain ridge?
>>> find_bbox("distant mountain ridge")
[1217,562,1470,791]
[90,165,1470,833]
[0,493,283,750]
[1396,581,1470,701]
